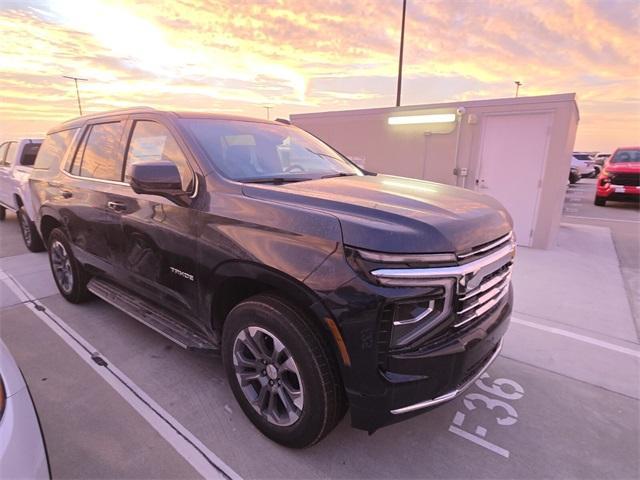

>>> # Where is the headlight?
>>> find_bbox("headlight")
[346,247,456,347]
[387,279,454,347]
[345,247,457,286]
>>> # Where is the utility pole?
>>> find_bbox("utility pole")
[396,0,407,107]
[263,105,273,120]
[514,81,522,98]
[63,75,88,115]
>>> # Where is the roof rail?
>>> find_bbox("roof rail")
[63,106,158,124]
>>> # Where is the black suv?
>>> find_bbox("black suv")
[30,107,514,447]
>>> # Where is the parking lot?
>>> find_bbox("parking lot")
[0,179,638,479]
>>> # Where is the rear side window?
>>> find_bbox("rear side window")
[33,129,78,170]
[71,122,124,181]
[20,143,41,166]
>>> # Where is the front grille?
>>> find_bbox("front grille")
[611,173,640,186]
[455,262,512,328]
[457,232,513,263]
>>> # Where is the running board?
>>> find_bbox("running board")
[87,278,217,352]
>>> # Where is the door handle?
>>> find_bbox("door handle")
[107,201,127,212]
[48,181,63,188]
[61,190,73,199]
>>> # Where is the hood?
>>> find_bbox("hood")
[243,174,512,254]
[605,162,640,174]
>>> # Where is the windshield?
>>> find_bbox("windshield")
[610,149,640,163]
[181,118,362,182]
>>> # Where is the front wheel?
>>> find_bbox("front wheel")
[222,294,346,448]
[47,228,91,303]
[18,207,45,252]
[594,196,606,206]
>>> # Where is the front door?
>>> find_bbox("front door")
[476,113,552,247]
[113,117,201,317]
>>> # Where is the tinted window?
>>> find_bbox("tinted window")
[611,149,640,163]
[20,142,41,166]
[75,122,124,181]
[125,121,194,191]
[181,119,361,182]
[4,142,17,166]
[34,129,78,170]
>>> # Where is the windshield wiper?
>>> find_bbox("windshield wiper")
[242,177,309,184]
[320,172,357,179]
[305,148,341,161]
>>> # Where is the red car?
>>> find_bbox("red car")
[594,147,640,206]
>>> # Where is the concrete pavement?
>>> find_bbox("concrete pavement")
[0,185,638,479]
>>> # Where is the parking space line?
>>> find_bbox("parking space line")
[0,269,242,480]
[511,316,640,358]
[564,215,639,224]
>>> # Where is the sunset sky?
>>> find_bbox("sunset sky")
[1,0,638,151]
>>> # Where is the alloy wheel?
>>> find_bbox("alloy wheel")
[51,240,73,294]
[232,326,304,426]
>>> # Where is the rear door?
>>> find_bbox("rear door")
[109,115,201,317]
[60,117,128,274]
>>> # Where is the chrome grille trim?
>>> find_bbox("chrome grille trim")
[459,266,512,302]
[371,242,515,281]
[457,232,513,260]
[455,278,511,328]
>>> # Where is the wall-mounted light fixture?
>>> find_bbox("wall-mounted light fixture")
[388,113,457,125]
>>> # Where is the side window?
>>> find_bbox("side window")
[0,143,8,166]
[74,122,124,181]
[20,143,41,166]
[33,129,78,170]
[4,142,17,166]
[125,121,194,191]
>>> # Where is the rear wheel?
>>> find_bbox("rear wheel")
[222,294,346,448]
[47,228,91,303]
[18,207,45,252]
[594,196,606,206]
[0,206,5,221]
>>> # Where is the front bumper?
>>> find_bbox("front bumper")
[347,289,511,431]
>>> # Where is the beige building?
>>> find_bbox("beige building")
[291,93,579,249]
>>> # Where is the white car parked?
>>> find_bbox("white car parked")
[571,153,596,178]
[0,138,45,251]
[0,339,50,479]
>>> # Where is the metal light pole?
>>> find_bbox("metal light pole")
[514,81,522,98]
[63,75,88,115]
[396,0,407,107]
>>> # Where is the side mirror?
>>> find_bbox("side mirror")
[130,161,185,200]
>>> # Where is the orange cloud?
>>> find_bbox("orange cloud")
[0,0,638,151]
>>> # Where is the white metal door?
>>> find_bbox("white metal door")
[476,113,552,247]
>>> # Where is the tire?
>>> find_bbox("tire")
[17,207,45,252]
[594,196,606,206]
[0,206,5,221]
[222,293,346,448]
[47,228,91,303]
